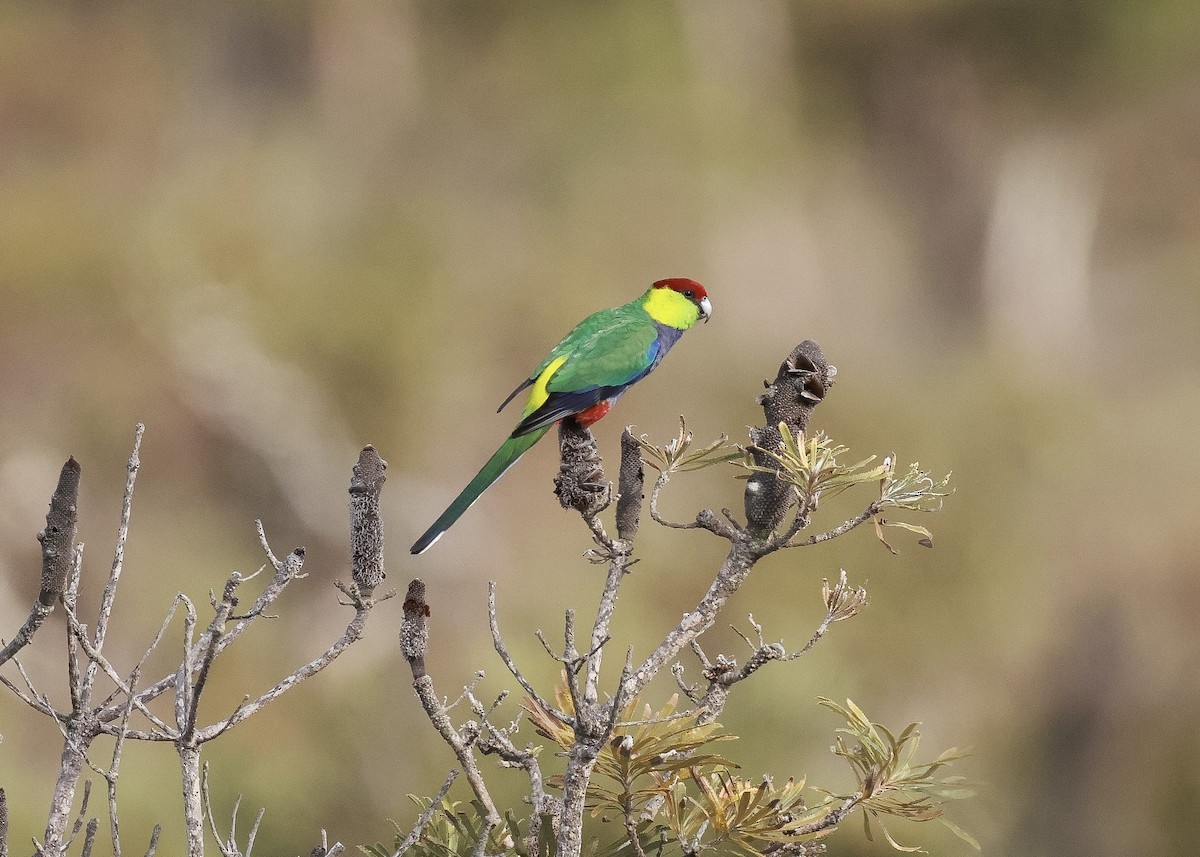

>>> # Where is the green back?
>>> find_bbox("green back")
[532,298,658,394]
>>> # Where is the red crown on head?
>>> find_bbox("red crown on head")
[652,277,708,300]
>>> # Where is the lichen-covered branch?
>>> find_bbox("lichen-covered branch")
[400,580,502,852]
[682,572,869,722]
[1,432,394,856]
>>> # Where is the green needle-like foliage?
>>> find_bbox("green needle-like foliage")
[362,797,520,857]
[512,683,975,857]
[737,425,953,551]
[814,698,978,853]
[634,417,742,474]
[525,687,739,820]
[739,426,889,504]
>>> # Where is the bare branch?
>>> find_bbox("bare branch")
[683,573,868,722]
[81,424,143,701]
[647,474,740,540]
[194,584,386,743]
[255,520,280,570]
[0,601,53,670]
[65,779,93,851]
[621,541,760,703]
[561,610,585,719]
[474,714,555,857]
[0,667,60,719]
[62,607,174,737]
[310,829,347,857]
[584,530,633,708]
[781,502,882,549]
[103,661,142,857]
[400,579,502,845]
[98,544,308,724]
[647,472,699,531]
[488,583,573,726]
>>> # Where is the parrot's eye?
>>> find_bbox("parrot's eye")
[683,289,694,299]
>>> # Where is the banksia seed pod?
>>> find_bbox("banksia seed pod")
[553,421,608,517]
[38,457,81,607]
[744,341,835,538]
[616,428,643,541]
[349,445,387,596]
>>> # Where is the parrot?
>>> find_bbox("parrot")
[410,278,712,554]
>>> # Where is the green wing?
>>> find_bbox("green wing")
[546,304,657,391]
[498,301,656,413]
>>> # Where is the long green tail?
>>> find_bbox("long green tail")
[410,428,549,554]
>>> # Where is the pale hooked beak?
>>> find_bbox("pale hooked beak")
[698,296,712,323]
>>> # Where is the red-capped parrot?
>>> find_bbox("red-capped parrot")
[410,278,711,554]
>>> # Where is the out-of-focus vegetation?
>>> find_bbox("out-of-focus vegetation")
[1,2,1198,855]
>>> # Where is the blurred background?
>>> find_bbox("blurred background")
[2,2,1198,854]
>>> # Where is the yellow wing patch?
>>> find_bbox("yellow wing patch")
[523,354,569,417]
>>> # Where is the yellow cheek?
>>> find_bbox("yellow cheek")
[644,289,698,329]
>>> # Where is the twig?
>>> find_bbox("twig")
[788,794,861,838]
[255,519,280,570]
[203,762,266,857]
[474,716,556,857]
[311,829,345,857]
[0,669,59,719]
[647,473,699,530]
[62,608,174,736]
[0,601,54,669]
[561,611,585,718]
[65,779,93,851]
[647,473,740,540]
[80,818,98,857]
[143,825,161,857]
[488,583,573,726]
[621,540,760,703]
[99,545,308,725]
[401,580,502,849]
[390,769,459,857]
[194,584,387,742]
[780,502,882,549]
[81,424,143,701]
[104,666,139,857]
[583,535,632,708]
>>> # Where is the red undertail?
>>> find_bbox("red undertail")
[573,399,613,427]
